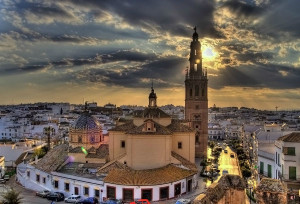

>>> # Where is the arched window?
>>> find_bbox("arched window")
[195,85,199,96]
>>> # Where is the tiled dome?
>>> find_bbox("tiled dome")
[72,112,101,130]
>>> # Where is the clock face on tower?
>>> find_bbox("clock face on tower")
[90,135,95,143]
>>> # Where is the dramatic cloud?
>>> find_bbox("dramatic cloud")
[0,0,300,109]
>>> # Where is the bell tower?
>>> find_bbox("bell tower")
[185,27,208,158]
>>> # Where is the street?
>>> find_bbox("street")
[1,175,63,204]
[207,144,241,186]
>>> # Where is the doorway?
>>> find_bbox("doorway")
[74,187,79,195]
[187,179,192,192]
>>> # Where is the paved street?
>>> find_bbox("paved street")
[2,175,63,204]
[206,144,241,186]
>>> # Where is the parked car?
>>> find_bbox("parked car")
[47,192,65,201]
[175,199,191,204]
[130,199,150,204]
[222,169,229,175]
[36,190,51,198]
[230,153,235,158]
[65,195,81,203]
[0,179,6,184]
[101,198,123,204]
[4,175,10,181]
[76,197,99,204]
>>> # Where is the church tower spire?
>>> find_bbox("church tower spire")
[188,26,203,78]
[185,26,208,158]
[148,83,157,108]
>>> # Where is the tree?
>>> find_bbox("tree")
[2,188,23,204]
[33,148,46,159]
[209,141,215,149]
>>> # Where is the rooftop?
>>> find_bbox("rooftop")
[34,144,68,173]
[277,132,300,143]
[256,178,286,193]
[133,107,170,119]
[126,120,172,135]
[103,164,196,186]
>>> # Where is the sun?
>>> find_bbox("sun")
[202,46,217,60]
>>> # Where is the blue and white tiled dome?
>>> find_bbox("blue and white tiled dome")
[72,112,101,130]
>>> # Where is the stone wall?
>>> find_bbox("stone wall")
[256,178,287,204]
[193,175,246,204]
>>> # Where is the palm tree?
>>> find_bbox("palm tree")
[2,188,23,204]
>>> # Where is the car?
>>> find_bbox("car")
[130,199,150,204]
[47,192,65,202]
[4,175,10,181]
[65,195,81,203]
[224,149,228,153]
[175,198,191,204]
[0,179,6,184]
[36,190,51,198]
[222,169,229,175]
[76,197,99,204]
[211,164,218,169]
[230,153,234,158]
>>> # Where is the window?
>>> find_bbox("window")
[174,183,181,196]
[36,174,40,182]
[202,88,205,97]
[195,135,199,143]
[107,186,116,199]
[195,105,199,109]
[84,187,89,195]
[159,187,169,200]
[189,89,192,97]
[95,189,100,197]
[260,162,264,174]
[194,64,197,71]
[178,142,182,149]
[54,180,59,189]
[123,189,134,201]
[275,152,277,165]
[289,166,296,180]
[268,164,272,178]
[283,147,295,156]
[141,189,152,201]
[121,140,125,148]
[195,85,199,96]
[65,183,70,191]
[43,177,46,184]
[27,171,30,178]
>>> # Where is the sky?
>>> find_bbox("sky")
[0,0,300,110]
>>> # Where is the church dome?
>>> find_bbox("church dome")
[72,112,101,130]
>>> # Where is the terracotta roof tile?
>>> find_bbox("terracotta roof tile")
[86,144,109,159]
[34,144,68,173]
[167,120,194,132]
[110,121,136,131]
[126,120,172,135]
[133,108,170,118]
[171,151,198,172]
[103,164,196,185]
[277,132,300,142]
